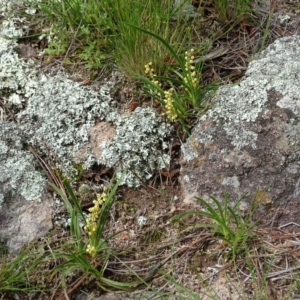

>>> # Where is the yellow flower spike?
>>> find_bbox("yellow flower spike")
[163,88,178,122]
[84,187,109,256]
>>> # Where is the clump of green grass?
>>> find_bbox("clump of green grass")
[172,193,256,259]
[109,0,192,76]
[49,178,140,291]
[37,0,113,70]
[0,243,44,295]
[132,24,217,131]
[213,0,253,23]
[35,0,193,75]
[34,0,257,78]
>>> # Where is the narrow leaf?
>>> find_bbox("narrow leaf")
[127,24,183,67]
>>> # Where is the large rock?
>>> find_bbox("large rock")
[180,36,300,228]
[0,187,53,255]
[0,122,53,254]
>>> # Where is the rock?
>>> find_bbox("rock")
[0,122,53,254]
[99,107,172,187]
[75,121,116,161]
[0,187,53,255]
[180,36,300,228]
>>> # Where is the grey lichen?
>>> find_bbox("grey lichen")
[18,73,114,175]
[181,136,199,162]
[223,123,258,149]
[221,176,240,189]
[277,95,300,147]
[0,35,36,98]
[100,107,172,187]
[0,22,114,177]
[0,0,29,38]
[183,36,300,162]
[0,122,45,207]
[0,0,174,210]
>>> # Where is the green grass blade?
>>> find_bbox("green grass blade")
[100,277,141,290]
[209,195,227,222]
[195,197,226,224]
[127,24,182,67]
[182,223,218,233]
[49,182,73,214]
[96,176,122,241]
[63,179,86,224]
[154,75,187,87]
[171,211,206,222]
[227,206,240,226]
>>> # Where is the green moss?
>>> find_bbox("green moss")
[72,162,85,181]
[54,162,85,183]
[171,218,186,232]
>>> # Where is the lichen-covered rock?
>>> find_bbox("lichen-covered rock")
[180,36,300,227]
[0,123,46,204]
[1,1,173,192]
[100,107,172,187]
[0,189,53,255]
[75,121,116,162]
[0,0,174,255]
[0,122,53,254]
[17,73,115,174]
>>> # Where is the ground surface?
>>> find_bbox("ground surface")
[3,1,300,299]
